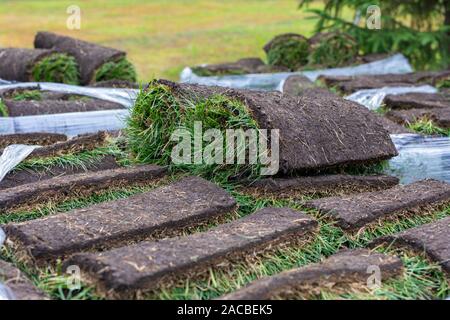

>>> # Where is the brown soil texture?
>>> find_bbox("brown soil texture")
[282,75,337,99]
[247,174,399,198]
[384,93,450,110]
[219,249,403,300]
[193,58,287,76]
[0,164,166,213]
[0,48,56,82]
[373,114,413,134]
[304,179,450,231]
[372,217,450,273]
[386,108,450,129]
[0,260,48,300]
[90,80,140,89]
[34,31,126,85]
[0,155,119,190]
[28,131,108,159]
[3,176,236,263]
[2,99,124,117]
[319,70,450,94]
[157,80,397,173]
[65,207,317,298]
[0,133,67,149]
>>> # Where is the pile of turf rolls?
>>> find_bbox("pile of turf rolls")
[263,32,359,71]
[127,79,397,181]
[34,31,137,85]
[263,33,310,71]
[0,48,79,84]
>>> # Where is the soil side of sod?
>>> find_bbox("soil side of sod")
[386,108,450,129]
[0,260,49,300]
[27,131,108,160]
[0,164,166,213]
[0,133,67,149]
[304,179,450,231]
[218,249,403,300]
[0,155,119,190]
[244,174,399,199]
[384,93,450,110]
[3,176,236,265]
[65,207,318,299]
[372,216,450,274]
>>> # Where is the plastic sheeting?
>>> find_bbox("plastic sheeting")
[387,134,450,184]
[0,144,39,182]
[180,54,413,90]
[0,284,16,300]
[0,82,138,108]
[346,85,438,110]
[0,227,5,247]
[0,109,129,136]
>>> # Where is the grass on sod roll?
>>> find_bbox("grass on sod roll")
[267,38,309,71]
[95,58,137,83]
[0,100,8,117]
[32,53,79,85]
[12,90,42,101]
[407,118,450,136]
[308,33,358,68]
[127,81,262,183]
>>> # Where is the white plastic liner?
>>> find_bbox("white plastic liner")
[346,85,438,110]
[0,82,138,108]
[0,227,5,247]
[387,134,450,184]
[0,109,129,136]
[0,284,16,300]
[0,144,39,183]
[180,54,413,90]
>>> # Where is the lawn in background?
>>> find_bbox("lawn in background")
[0,0,322,81]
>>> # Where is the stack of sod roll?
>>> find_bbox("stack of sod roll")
[35,32,137,85]
[0,32,137,85]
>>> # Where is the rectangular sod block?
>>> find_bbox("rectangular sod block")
[219,249,403,300]
[3,176,236,263]
[65,207,318,298]
[304,179,450,230]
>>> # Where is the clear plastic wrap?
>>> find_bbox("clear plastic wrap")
[0,227,5,247]
[346,85,437,110]
[0,283,16,300]
[0,82,138,107]
[387,134,450,184]
[180,54,413,90]
[0,144,39,182]
[0,109,129,136]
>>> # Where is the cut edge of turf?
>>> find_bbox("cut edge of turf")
[31,53,80,85]
[94,58,137,83]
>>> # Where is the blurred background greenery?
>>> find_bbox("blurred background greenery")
[0,0,448,82]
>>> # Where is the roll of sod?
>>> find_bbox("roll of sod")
[34,31,137,85]
[307,32,358,68]
[263,33,310,71]
[127,80,397,179]
[0,48,79,84]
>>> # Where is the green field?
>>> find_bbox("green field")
[0,0,322,81]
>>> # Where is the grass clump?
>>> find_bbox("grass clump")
[407,118,450,136]
[95,58,137,83]
[32,53,79,84]
[308,32,358,68]
[0,100,8,117]
[127,81,262,183]
[266,37,310,71]
[12,90,42,101]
